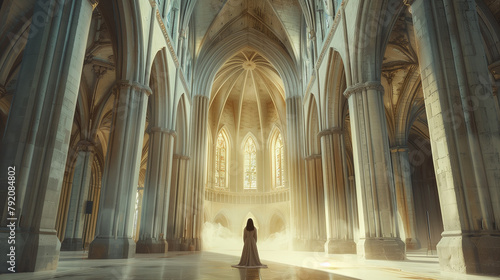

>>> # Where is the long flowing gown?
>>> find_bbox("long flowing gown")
[232,229,267,268]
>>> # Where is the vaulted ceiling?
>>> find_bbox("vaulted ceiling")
[209,49,285,143]
[381,8,427,147]
[192,0,303,62]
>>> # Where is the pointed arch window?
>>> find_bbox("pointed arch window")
[215,131,229,189]
[272,132,286,188]
[244,137,257,190]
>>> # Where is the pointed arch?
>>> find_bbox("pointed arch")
[324,49,347,130]
[213,212,230,229]
[393,75,424,146]
[269,127,286,189]
[241,132,260,150]
[98,1,147,82]
[242,133,258,190]
[215,128,230,189]
[476,1,500,64]
[305,93,321,156]
[351,0,404,83]
[195,30,300,99]
[149,48,172,129]
[174,94,188,155]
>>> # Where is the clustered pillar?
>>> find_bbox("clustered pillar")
[286,96,310,250]
[167,154,190,251]
[320,129,356,254]
[345,82,405,260]
[304,155,326,250]
[390,146,419,249]
[0,0,95,272]
[136,128,175,253]
[88,81,150,259]
[187,95,209,250]
[410,0,500,274]
[61,142,96,251]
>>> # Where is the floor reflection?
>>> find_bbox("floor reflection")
[4,250,497,280]
[238,268,262,280]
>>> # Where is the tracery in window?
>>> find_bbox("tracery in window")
[273,133,285,188]
[244,137,257,190]
[215,131,228,189]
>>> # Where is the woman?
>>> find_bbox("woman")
[232,218,267,268]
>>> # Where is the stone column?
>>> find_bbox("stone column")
[0,0,95,272]
[410,0,500,274]
[167,154,180,251]
[188,95,209,250]
[341,136,358,244]
[167,154,190,251]
[178,156,190,250]
[320,129,356,254]
[347,175,359,241]
[136,127,175,253]
[88,80,150,259]
[61,142,95,251]
[304,155,326,250]
[344,82,405,260]
[134,187,143,241]
[286,96,309,250]
[390,146,420,249]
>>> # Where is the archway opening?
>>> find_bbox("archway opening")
[202,49,290,251]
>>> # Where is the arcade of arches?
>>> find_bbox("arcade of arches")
[0,0,499,277]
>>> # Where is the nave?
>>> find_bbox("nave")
[1,0,500,277]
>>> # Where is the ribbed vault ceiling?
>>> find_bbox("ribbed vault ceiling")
[209,49,285,140]
[193,0,302,61]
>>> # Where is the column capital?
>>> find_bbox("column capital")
[343,81,384,99]
[318,127,343,137]
[286,95,302,102]
[148,126,177,137]
[114,80,152,96]
[193,94,209,101]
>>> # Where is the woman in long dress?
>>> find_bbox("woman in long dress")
[232,218,267,268]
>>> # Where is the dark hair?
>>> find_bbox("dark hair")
[245,218,255,231]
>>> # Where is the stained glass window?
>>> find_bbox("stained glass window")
[215,131,228,189]
[244,137,257,190]
[273,132,285,188]
[270,132,286,188]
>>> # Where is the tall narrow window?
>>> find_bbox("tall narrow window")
[215,131,228,189]
[272,132,285,188]
[274,133,285,188]
[244,137,257,190]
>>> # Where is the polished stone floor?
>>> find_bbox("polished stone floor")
[1,249,499,280]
